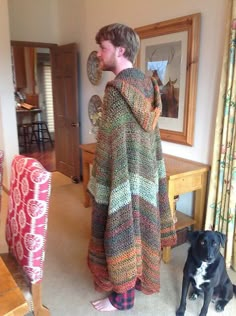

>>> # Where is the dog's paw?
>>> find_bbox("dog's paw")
[215,300,225,312]
[189,292,198,301]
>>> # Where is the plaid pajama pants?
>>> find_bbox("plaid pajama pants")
[108,279,141,310]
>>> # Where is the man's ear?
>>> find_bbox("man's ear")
[117,46,125,57]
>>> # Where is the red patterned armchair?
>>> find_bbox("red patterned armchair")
[0,150,3,213]
[1,155,51,315]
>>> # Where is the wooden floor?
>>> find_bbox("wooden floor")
[20,143,56,172]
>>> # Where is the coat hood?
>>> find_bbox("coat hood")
[106,68,162,132]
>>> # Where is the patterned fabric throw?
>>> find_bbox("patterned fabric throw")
[88,68,176,294]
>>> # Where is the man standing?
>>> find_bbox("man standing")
[88,23,176,312]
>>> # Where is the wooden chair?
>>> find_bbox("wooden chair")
[0,155,51,315]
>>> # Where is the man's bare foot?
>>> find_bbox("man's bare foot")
[91,297,118,311]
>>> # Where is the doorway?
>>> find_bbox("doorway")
[12,41,57,172]
[11,41,81,180]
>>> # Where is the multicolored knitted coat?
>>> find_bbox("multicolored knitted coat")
[88,68,176,295]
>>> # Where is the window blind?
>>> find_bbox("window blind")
[43,65,54,133]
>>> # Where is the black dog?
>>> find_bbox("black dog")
[176,230,236,316]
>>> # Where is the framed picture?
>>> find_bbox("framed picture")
[135,13,200,146]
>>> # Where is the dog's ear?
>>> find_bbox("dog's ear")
[187,230,202,244]
[215,232,227,248]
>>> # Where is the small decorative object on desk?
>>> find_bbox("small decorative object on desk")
[88,95,103,136]
[87,51,102,85]
[20,103,35,110]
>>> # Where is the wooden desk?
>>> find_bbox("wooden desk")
[0,257,29,316]
[80,143,97,207]
[80,143,210,263]
[16,107,42,124]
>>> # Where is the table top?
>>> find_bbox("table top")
[79,143,210,178]
[0,257,29,315]
[16,107,42,113]
[164,153,210,178]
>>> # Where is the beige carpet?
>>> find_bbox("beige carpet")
[0,171,236,315]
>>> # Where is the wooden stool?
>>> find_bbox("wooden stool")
[31,121,53,149]
[17,123,33,152]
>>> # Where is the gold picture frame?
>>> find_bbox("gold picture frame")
[135,13,201,146]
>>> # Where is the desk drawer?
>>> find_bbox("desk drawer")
[172,173,203,194]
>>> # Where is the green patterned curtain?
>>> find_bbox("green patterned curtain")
[205,0,236,270]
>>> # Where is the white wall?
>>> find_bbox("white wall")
[0,0,19,188]
[46,0,229,216]
[0,0,60,189]
[65,0,226,165]
[8,0,59,43]
[2,0,228,192]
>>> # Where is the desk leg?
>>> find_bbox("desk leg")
[162,246,171,263]
[162,180,176,263]
[193,172,208,230]
[82,153,91,208]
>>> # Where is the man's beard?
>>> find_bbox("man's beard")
[100,57,116,72]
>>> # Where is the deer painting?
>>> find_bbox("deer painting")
[161,78,179,118]
[148,45,180,118]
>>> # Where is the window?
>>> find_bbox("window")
[43,65,54,133]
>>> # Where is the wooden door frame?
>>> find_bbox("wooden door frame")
[11,40,57,49]
[11,40,58,167]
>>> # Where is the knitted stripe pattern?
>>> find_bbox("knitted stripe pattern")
[88,68,176,295]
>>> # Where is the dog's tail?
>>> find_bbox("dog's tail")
[233,284,236,295]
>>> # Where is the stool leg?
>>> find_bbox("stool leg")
[37,126,41,147]
[23,126,28,151]
[44,123,53,147]
[31,121,54,150]
[30,127,41,150]
[19,125,32,153]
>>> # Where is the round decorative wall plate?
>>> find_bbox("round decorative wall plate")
[87,51,102,85]
[88,95,103,127]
